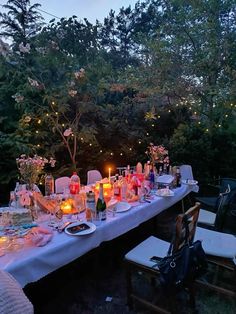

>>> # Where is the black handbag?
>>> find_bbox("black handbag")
[152,223,207,293]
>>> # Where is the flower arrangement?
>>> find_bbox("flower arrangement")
[146,143,169,164]
[16,155,56,188]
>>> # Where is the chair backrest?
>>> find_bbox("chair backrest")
[87,170,102,185]
[179,165,194,180]
[55,176,70,194]
[214,184,231,230]
[173,202,200,252]
[220,178,236,193]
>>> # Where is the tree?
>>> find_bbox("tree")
[0,0,43,45]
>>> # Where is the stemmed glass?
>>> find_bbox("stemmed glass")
[47,194,63,228]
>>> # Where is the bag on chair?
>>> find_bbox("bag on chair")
[156,240,207,293]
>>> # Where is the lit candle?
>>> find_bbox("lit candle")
[108,167,111,182]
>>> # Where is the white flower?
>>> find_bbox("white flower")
[68,89,77,97]
[12,93,24,103]
[74,68,85,79]
[19,42,31,53]
[63,128,72,137]
[28,77,40,88]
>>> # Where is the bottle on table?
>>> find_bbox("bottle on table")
[69,172,80,195]
[113,174,121,199]
[149,168,155,189]
[45,173,54,196]
[121,171,128,200]
[96,183,106,221]
[175,167,182,187]
[86,190,96,218]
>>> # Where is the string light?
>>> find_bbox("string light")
[146,132,149,136]
[110,152,113,156]
[168,110,171,113]
[176,104,179,107]
[206,129,209,132]
[129,148,132,151]
[55,112,58,115]
[100,150,103,153]
[120,153,123,156]
[62,123,65,127]
[151,124,155,127]
[218,124,221,128]
[81,137,84,141]
[35,130,39,134]
[37,144,40,147]
[89,143,92,146]
[225,114,228,118]
[37,119,41,124]
[158,115,161,118]
[198,122,201,125]
[52,101,55,105]
[138,141,142,144]
[46,113,49,116]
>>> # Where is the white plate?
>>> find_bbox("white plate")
[115,202,131,213]
[182,179,198,185]
[156,189,174,197]
[65,221,96,236]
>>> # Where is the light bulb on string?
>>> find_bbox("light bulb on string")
[38,119,41,124]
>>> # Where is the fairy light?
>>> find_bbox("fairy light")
[151,124,155,127]
[168,110,171,113]
[146,132,149,136]
[89,143,92,146]
[230,103,233,107]
[225,114,228,118]
[120,153,123,156]
[55,112,58,115]
[35,130,39,134]
[37,119,41,124]
[52,101,55,105]
[46,113,49,116]
[62,123,65,127]
[189,107,192,110]
[213,104,216,108]
[206,129,209,132]
[194,111,197,115]
[100,150,103,153]
[81,137,84,141]
[198,122,201,125]
[110,152,113,156]
[176,104,179,107]
[158,115,161,118]
[218,124,221,128]
[71,134,74,137]
[37,144,40,147]
[129,148,132,151]
[138,141,142,144]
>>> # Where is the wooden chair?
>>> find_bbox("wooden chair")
[124,202,201,313]
[55,176,70,194]
[197,185,231,231]
[195,226,236,298]
[87,170,102,185]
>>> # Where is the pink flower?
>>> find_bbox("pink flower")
[63,128,72,137]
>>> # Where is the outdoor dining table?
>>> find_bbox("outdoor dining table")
[0,180,197,288]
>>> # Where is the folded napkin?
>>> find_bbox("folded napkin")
[26,227,53,247]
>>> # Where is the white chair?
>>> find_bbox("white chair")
[198,185,231,229]
[55,176,70,194]
[0,270,33,314]
[195,226,236,297]
[87,170,102,185]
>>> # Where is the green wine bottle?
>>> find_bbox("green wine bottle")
[96,183,106,220]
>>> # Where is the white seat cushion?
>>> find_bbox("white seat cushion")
[125,236,170,268]
[0,270,33,314]
[198,209,216,226]
[195,227,236,259]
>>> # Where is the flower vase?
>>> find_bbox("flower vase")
[25,184,38,221]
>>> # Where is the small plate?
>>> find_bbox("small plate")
[65,221,96,236]
[156,189,174,197]
[115,202,131,213]
[182,179,198,185]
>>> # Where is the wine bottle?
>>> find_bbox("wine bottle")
[96,183,106,220]
[176,167,182,187]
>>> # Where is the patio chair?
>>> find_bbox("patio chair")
[0,270,33,314]
[55,176,70,194]
[196,177,236,211]
[87,170,102,185]
[124,202,201,313]
[195,226,236,298]
[197,184,231,231]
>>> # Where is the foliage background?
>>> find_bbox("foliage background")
[0,0,236,203]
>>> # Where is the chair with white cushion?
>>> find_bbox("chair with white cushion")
[0,270,33,314]
[124,202,201,313]
[87,170,102,185]
[197,184,231,231]
[195,226,236,297]
[55,176,70,194]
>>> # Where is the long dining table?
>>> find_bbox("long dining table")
[0,177,197,288]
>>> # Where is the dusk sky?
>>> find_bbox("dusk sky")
[0,0,139,23]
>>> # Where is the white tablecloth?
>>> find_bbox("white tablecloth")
[0,184,195,287]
